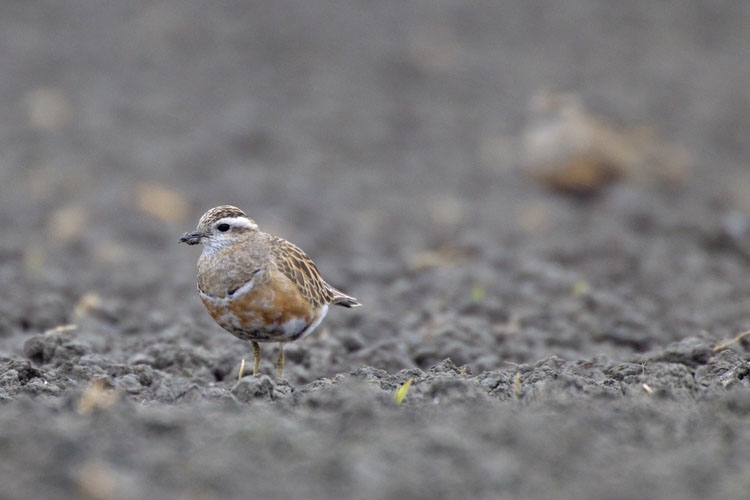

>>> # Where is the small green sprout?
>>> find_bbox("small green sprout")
[394,378,413,405]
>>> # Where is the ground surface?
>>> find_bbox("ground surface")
[1,1,750,499]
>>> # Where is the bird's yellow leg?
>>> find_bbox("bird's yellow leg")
[275,342,285,379]
[252,341,261,376]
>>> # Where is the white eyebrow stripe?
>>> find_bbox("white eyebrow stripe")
[217,217,258,230]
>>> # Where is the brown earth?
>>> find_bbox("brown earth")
[1,1,750,499]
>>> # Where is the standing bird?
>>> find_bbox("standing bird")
[179,205,361,378]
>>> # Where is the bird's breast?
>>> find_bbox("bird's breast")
[199,268,327,342]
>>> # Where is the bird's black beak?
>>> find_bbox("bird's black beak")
[179,231,204,245]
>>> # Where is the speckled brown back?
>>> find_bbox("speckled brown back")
[270,236,337,309]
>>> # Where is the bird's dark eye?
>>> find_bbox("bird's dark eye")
[217,223,230,232]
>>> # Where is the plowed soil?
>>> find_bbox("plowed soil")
[1,1,750,499]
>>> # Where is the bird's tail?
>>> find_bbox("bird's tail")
[328,285,362,308]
